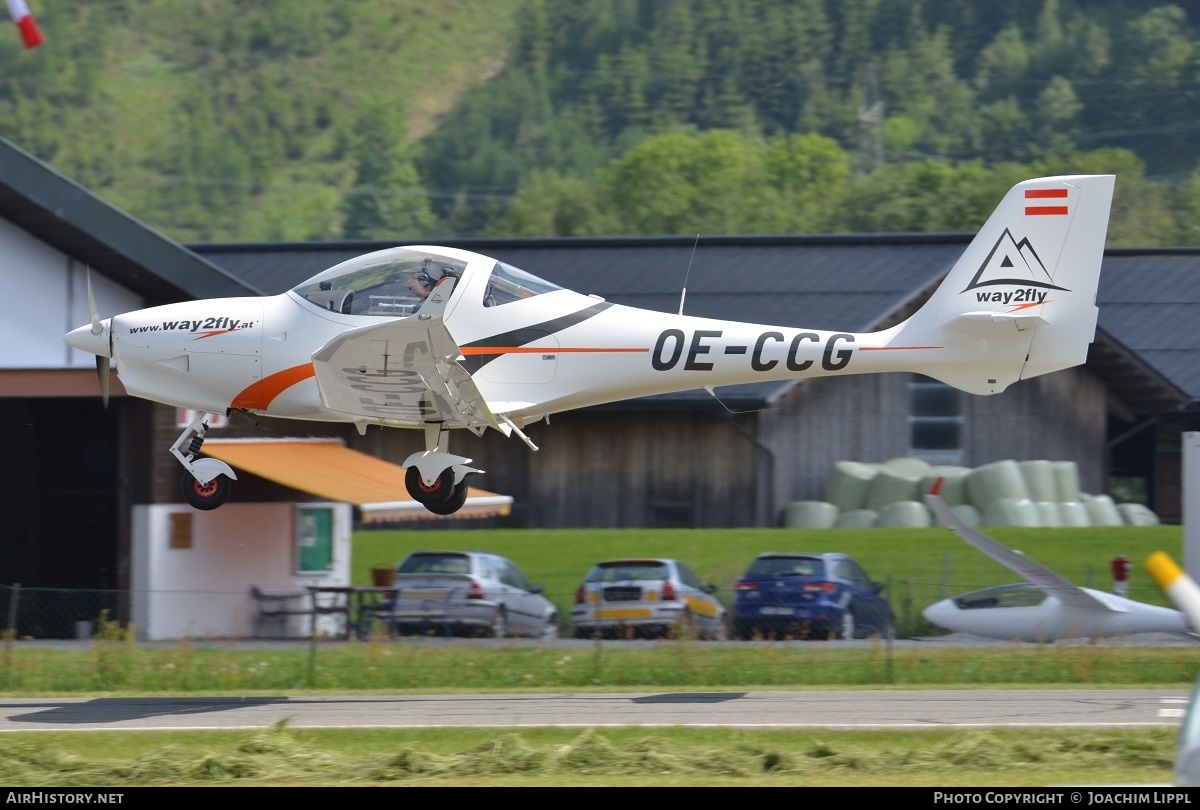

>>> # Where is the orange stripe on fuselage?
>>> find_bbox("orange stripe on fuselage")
[231,363,315,410]
[459,346,649,355]
[859,346,941,351]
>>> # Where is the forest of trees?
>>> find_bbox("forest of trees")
[5,0,1200,246]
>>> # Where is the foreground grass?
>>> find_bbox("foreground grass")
[2,634,1197,694]
[0,723,1178,787]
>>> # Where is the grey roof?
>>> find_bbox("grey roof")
[193,236,1200,413]
[0,134,261,302]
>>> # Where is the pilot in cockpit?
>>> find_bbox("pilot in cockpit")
[407,261,449,302]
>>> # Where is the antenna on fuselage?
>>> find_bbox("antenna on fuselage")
[678,234,700,316]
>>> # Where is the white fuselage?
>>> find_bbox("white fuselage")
[107,277,918,429]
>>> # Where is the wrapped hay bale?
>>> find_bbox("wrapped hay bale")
[1084,494,1123,527]
[967,460,1031,514]
[865,466,921,511]
[981,497,1041,527]
[1036,501,1063,527]
[784,501,839,529]
[835,509,878,528]
[1058,502,1091,527]
[823,461,877,512]
[1117,502,1160,526]
[880,457,932,477]
[877,500,932,528]
[1018,460,1059,503]
[1052,461,1082,503]
[917,466,971,507]
[948,504,982,528]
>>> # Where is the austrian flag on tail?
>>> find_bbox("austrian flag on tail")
[1025,187,1068,216]
[7,0,44,49]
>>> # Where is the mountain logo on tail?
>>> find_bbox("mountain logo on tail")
[961,228,1069,295]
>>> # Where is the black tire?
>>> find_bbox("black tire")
[424,481,469,515]
[405,466,453,504]
[181,471,233,510]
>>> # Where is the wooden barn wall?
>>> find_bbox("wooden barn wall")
[958,366,1107,494]
[758,374,913,515]
[349,408,759,529]
[758,367,1107,517]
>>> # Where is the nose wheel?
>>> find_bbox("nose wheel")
[181,470,234,510]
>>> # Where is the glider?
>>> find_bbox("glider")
[922,483,1191,642]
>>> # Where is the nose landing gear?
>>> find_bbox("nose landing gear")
[171,412,239,511]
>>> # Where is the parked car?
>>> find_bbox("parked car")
[570,557,726,640]
[372,550,559,639]
[731,552,894,641]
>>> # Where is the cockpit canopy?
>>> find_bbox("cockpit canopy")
[952,583,1048,610]
[291,246,564,317]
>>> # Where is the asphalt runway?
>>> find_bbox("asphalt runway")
[0,689,1189,732]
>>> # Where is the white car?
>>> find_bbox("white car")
[374,550,559,639]
[571,558,726,640]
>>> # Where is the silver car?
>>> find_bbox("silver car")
[570,558,727,640]
[376,550,559,639]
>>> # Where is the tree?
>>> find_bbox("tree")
[343,103,435,240]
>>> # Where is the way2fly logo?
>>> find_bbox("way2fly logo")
[960,228,1069,311]
[127,317,256,340]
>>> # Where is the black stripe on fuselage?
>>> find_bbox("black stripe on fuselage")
[459,301,613,372]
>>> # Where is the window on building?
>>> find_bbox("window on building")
[908,374,963,464]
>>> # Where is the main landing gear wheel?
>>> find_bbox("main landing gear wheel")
[405,466,454,504]
[423,482,469,515]
[181,471,233,511]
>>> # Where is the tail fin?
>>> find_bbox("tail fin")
[890,175,1115,395]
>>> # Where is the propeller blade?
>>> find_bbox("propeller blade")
[97,355,111,409]
[87,267,103,336]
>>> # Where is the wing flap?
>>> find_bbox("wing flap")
[310,278,500,430]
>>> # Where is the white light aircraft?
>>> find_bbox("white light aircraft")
[922,482,1192,642]
[66,175,1115,515]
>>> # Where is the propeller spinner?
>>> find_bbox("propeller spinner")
[63,269,113,407]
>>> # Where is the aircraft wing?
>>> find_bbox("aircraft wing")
[310,278,501,431]
[924,489,1118,613]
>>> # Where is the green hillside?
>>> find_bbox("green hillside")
[6,1,1200,244]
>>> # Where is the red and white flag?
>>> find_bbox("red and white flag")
[7,0,45,50]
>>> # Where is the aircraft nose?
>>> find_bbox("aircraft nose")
[64,320,111,357]
[921,599,958,631]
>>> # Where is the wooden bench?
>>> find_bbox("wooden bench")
[250,586,311,638]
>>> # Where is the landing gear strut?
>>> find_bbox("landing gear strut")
[171,413,238,511]
[403,424,482,515]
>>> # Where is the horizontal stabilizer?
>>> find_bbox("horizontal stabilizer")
[945,312,1050,332]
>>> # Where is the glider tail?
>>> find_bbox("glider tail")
[889,174,1115,395]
